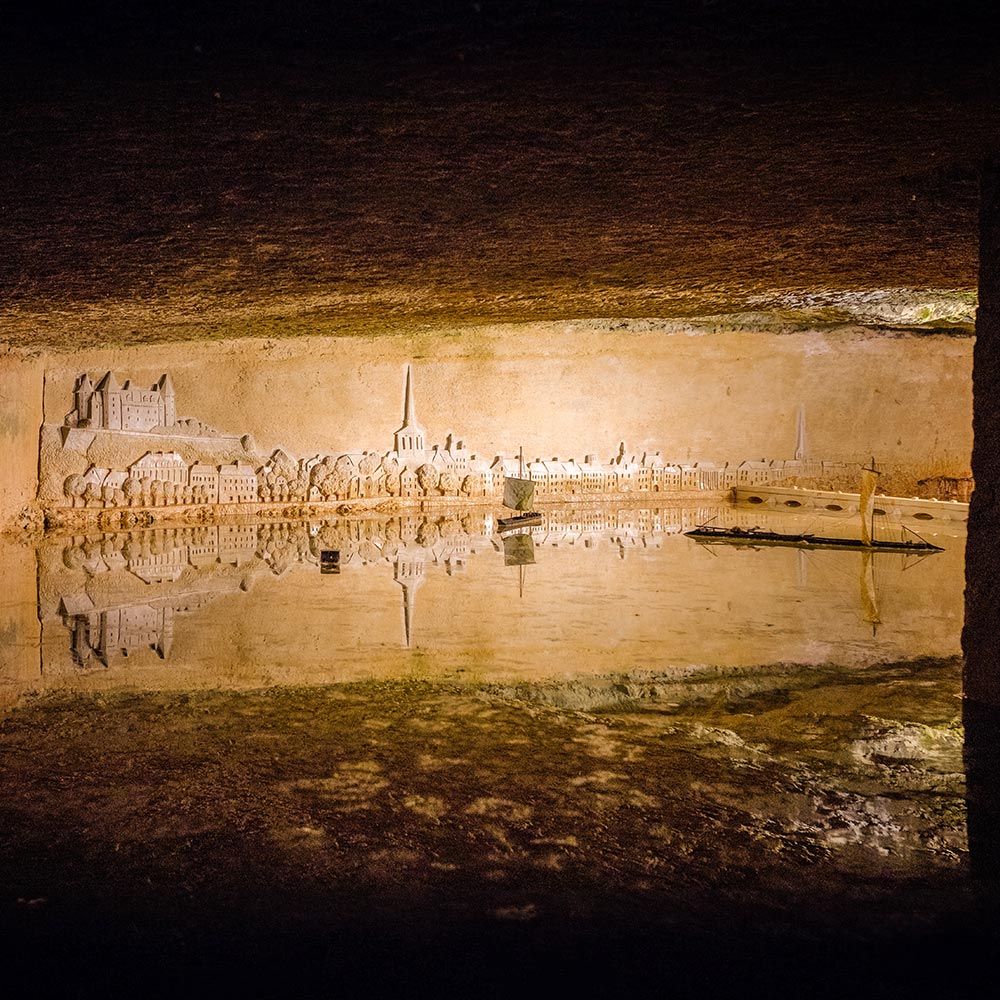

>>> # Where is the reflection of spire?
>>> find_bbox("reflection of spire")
[860,550,881,636]
[155,606,174,659]
[797,548,808,587]
[394,555,425,648]
[794,403,806,461]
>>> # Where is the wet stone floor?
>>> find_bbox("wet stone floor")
[2,656,997,998]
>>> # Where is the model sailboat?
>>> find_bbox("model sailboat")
[497,447,543,531]
[685,459,943,552]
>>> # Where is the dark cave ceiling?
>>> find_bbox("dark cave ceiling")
[2,1,997,348]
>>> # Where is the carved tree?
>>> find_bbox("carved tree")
[63,474,85,508]
[163,481,177,505]
[310,460,332,487]
[271,451,298,482]
[123,477,141,507]
[438,470,460,496]
[83,482,102,508]
[461,473,482,497]
[140,477,153,507]
[150,480,165,506]
[358,452,379,476]
[321,470,347,501]
[383,473,401,497]
[381,455,399,478]
[416,464,439,496]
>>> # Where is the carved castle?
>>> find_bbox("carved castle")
[67,371,177,432]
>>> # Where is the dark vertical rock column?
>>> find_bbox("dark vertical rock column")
[964,158,1000,706]
[964,158,1000,885]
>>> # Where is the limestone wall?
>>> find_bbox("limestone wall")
[0,321,974,531]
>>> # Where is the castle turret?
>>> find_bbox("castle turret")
[95,371,122,430]
[158,373,176,427]
[73,374,94,425]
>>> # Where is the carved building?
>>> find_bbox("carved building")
[67,371,176,432]
[393,365,427,469]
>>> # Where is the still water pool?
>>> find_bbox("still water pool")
[1,502,966,702]
[0,503,987,998]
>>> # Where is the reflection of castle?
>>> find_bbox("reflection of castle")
[64,603,176,666]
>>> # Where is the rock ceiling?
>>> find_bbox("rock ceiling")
[2,1,997,350]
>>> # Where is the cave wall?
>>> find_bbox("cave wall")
[0,322,974,529]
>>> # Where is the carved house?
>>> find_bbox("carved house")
[218,462,258,504]
[129,451,188,485]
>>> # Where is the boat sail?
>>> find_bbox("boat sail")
[497,447,543,531]
[859,461,879,547]
[684,458,943,553]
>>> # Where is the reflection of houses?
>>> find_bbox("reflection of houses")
[67,371,176,432]
[66,605,174,665]
[218,524,257,565]
[61,596,177,667]
[128,548,186,584]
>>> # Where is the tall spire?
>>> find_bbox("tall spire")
[394,364,426,467]
[794,403,806,461]
[403,364,416,425]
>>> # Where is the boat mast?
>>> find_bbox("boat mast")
[860,456,880,547]
[519,445,524,479]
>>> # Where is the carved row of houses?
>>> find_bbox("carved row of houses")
[65,453,258,507]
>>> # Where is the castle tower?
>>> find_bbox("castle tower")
[95,371,122,430]
[158,373,176,427]
[393,365,426,469]
[73,374,94,425]
[794,403,807,461]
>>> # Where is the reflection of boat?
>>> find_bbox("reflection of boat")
[686,460,944,553]
[319,550,340,574]
[501,528,534,599]
[497,446,542,531]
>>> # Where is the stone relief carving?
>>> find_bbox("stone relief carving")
[48,364,954,520]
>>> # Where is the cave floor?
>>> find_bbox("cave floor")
[2,660,996,998]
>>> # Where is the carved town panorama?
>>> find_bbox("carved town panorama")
[40,362,950,528]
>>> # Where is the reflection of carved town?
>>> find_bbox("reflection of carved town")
[48,507,757,664]
[50,366,891,516]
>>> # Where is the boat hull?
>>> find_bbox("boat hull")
[684,528,943,553]
[497,512,543,531]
